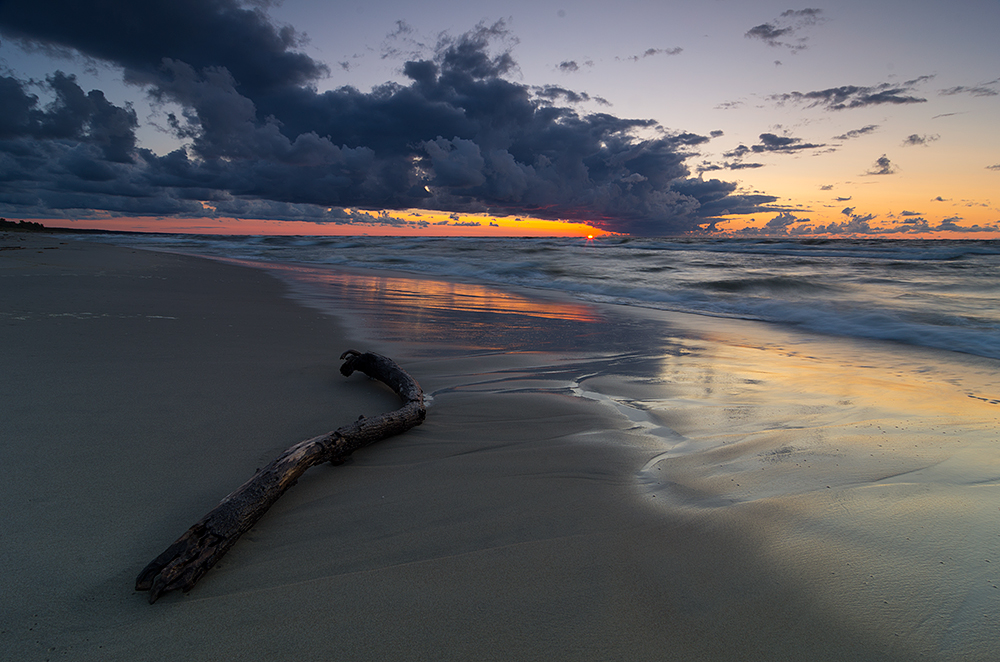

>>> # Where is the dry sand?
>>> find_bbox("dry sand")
[2,233,998,661]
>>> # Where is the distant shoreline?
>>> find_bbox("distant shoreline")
[0,218,135,235]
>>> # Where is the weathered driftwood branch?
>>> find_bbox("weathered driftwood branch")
[135,350,425,603]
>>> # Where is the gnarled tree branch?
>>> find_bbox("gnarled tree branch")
[135,350,425,603]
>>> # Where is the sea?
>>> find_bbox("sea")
[81,233,1000,361]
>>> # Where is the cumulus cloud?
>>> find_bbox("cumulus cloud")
[799,207,875,234]
[724,132,826,159]
[764,211,807,230]
[736,208,1000,237]
[934,217,999,233]
[557,59,593,73]
[902,133,939,146]
[878,215,1000,234]
[865,154,897,175]
[0,4,777,235]
[770,76,931,110]
[745,8,824,53]
[729,208,893,237]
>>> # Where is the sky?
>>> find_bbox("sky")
[0,0,997,238]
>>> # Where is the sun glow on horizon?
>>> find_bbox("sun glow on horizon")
[38,210,619,238]
[17,200,999,240]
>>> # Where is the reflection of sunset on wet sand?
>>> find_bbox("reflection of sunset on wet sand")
[613,317,1000,658]
[260,261,598,320]
[244,260,606,352]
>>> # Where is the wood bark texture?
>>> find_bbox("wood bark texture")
[135,350,425,603]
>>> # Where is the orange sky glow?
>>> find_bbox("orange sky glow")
[43,211,616,237]
[34,209,998,240]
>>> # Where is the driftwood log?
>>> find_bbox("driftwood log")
[135,350,425,603]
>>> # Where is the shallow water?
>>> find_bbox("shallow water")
[263,258,1000,660]
[81,234,1000,360]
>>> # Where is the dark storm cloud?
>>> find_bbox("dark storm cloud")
[745,8,823,52]
[533,85,610,106]
[431,21,518,78]
[675,179,777,219]
[0,71,138,162]
[0,0,328,97]
[770,76,931,110]
[0,71,195,218]
[0,8,774,235]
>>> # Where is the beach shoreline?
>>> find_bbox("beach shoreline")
[3,234,998,660]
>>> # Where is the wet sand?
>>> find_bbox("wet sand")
[2,233,998,660]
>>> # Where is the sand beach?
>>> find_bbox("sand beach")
[2,234,998,661]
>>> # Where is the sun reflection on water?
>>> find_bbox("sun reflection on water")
[241,260,609,352]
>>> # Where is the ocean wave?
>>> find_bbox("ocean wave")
[77,233,1000,360]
